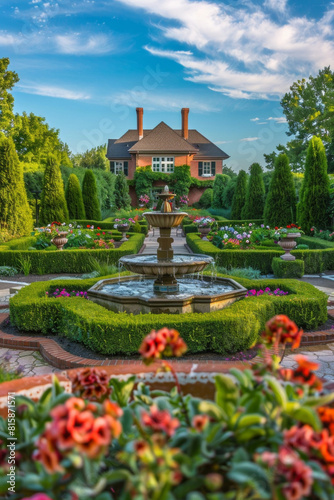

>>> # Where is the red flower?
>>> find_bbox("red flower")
[275,226,279,230]
[319,407,334,435]
[96,233,100,236]
[262,315,303,349]
[97,227,101,229]
[193,414,209,431]
[87,225,90,228]
[71,368,111,402]
[287,225,291,228]
[139,328,187,365]
[280,355,322,391]
[141,405,180,437]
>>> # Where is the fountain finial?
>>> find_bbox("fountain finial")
[164,185,169,193]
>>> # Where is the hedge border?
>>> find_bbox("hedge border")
[0,234,145,274]
[9,274,327,356]
[186,233,334,274]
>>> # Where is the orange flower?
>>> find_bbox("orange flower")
[142,405,180,436]
[34,435,64,474]
[139,328,187,365]
[192,414,209,432]
[319,407,334,435]
[320,432,334,463]
[263,315,303,349]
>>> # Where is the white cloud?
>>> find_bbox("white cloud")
[268,116,287,123]
[16,83,90,100]
[55,34,112,55]
[256,122,268,124]
[112,90,217,112]
[250,117,260,121]
[116,0,334,100]
[240,137,260,142]
[215,140,232,144]
[0,30,113,55]
[264,0,287,13]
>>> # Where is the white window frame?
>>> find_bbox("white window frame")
[115,161,123,174]
[202,161,212,176]
[152,157,174,173]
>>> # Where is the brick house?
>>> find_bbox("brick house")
[106,108,229,205]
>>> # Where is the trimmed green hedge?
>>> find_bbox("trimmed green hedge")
[186,233,334,274]
[9,274,327,356]
[0,234,145,274]
[272,258,305,278]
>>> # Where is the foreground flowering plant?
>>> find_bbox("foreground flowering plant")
[46,288,88,298]
[1,316,334,499]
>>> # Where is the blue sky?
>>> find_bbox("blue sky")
[0,0,333,171]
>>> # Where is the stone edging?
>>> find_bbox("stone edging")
[1,311,333,371]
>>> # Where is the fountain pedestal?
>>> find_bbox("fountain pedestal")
[157,228,174,261]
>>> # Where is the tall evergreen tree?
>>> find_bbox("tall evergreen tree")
[231,170,247,219]
[298,136,330,232]
[82,169,101,220]
[66,174,86,220]
[212,174,230,208]
[40,154,69,225]
[114,172,131,211]
[264,154,296,227]
[0,136,33,236]
[241,163,265,219]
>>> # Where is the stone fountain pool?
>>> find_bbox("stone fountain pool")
[87,186,247,314]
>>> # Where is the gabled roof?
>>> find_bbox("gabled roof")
[129,122,198,153]
[106,124,229,160]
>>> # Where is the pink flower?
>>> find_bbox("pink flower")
[142,405,180,436]
[139,328,187,365]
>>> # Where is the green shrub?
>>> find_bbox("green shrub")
[131,221,142,233]
[0,265,18,276]
[0,136,33,237]
[114,172,131,211]
[272,257,305,278]
[82,169,102,220]
[10,275,327,356]
[40,154,69,225]
[0,366,21,383]
[212,174,230,208]
[222,177,237,209]
[242,163,265,219]
[264,154,296,227]
[0,234,144,274]
[296,244,309,250]
[298,137,330,232]
[198,188,213,208]
[231,170,247,219]
[215,266,261,280]
[66,174,86,219]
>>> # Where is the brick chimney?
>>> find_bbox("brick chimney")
[136,107,143,140]
[181,108,189,140]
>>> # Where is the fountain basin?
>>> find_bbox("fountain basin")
[87,275,247,314]
[119,254,213,277]
[144,212,187,228]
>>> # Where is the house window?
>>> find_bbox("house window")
[115,161,123,174]
[152,157,174,173]
[203,162,212,175]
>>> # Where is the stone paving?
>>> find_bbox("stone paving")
[280,344,334,382]
[2,229,334,380]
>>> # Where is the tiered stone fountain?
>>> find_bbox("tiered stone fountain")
[88,186,246,314]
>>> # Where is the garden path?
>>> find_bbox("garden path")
[141,227,190,255]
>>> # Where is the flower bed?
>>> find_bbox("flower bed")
[1,317,334,499]
[9,274,327,355]
[0,233,145,274]
[246,287,289,297]
[187,233,334,274]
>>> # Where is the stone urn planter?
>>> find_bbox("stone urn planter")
[198,226,211,239]
[117,224,130,242]
[51,231,68,251]
[278,232,301,261]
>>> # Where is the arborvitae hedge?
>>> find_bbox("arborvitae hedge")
[66,174,86,220]
[40,154,69,225]
[222,177,237,209]
[212,174,230,208]
[82,169,102,220]
[114,172,131,210]
[0,136,33,237]
[242,163,265,219]
[264,154,296,227]
[298,137,330,233]
[231,170,247,219]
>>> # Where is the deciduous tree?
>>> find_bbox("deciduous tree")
[0,58,19,134]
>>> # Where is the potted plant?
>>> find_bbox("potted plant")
[50,221,69,250]
[114,218,135,242]
[139,194,150,207]
[193,216,215,238]
[275,224,304,261]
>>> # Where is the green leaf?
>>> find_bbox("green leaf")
[304,393,334,408]
[286,406,322,431]
[110,376,136,407]
[214,374,239,418]
[198,401,226,421]
[227,462,271,499]
[265,376,287,408]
